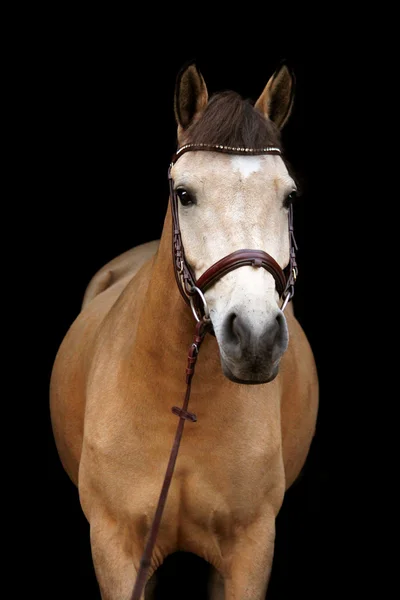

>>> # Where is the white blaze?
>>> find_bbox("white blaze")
[230,155,262,178]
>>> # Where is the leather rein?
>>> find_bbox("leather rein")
[131,143,298,599]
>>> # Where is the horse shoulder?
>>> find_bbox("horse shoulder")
[82,240,160,308]
[50,242,159,485]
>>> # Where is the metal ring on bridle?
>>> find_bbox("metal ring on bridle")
[189,286,210,322]
[281,290,292,312]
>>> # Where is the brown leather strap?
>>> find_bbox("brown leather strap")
[131,319,211,600]
[282,204,298,302]
[196,248,286,296]
[169,166,197,304]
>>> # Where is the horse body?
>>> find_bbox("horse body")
[50,63,318,599]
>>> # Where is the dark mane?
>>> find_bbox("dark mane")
[184,91,282,150]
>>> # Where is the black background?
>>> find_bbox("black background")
[45,24,379,600]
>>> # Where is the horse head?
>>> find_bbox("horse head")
[170,63,297,384]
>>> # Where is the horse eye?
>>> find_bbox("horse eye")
[176,189,195,207]
[284,190,297,209]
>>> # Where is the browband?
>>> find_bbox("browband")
[171,143,282,165]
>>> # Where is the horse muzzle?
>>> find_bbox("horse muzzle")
[218,308,289,384]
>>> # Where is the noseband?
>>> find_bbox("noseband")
[132,143,299,599]
[169,143,298,320]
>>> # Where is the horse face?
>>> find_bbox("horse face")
[171,151,297,383]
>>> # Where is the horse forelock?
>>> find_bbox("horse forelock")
[181,91,299,190]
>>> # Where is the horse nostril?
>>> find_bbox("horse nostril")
[224,312,251,348]
[273,312,284,340]
[225,313,239,345]
[267,311,288,356]
[223,310,288,358]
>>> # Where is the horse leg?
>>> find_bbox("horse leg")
[90,516,151,600]
[221,509,278,600]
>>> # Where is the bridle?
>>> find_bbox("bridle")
[169,143,298,321]
[131,143,298,599]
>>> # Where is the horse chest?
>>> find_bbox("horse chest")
[152,442,280,535]
[128,450,282,568]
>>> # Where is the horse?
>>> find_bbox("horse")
[50,62,319,599]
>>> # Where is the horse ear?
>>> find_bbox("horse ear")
[174,63,208,139]
[255,63,295,129]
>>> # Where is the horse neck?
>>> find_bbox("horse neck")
[133,204,216,381]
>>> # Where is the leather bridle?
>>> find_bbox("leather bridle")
[169,143,298,321]
[131,143,298,599]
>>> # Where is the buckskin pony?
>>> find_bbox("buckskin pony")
[50,62,319,599]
